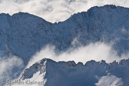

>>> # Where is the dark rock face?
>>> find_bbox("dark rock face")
[0,5,129,64]
[21,58,129,86]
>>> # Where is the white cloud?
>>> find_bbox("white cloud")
[0,0,129,23]
[26,41,129,68]
[95,74,123,86]
[0,55,24,86]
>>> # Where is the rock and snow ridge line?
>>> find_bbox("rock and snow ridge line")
[20,58,129,86]
[0,5,129,65]
[1,5,129,86]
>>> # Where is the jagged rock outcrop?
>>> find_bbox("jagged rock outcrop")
[21,58,129,86]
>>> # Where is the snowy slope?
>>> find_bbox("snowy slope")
[0,5,129,64]
[20,58,129,86]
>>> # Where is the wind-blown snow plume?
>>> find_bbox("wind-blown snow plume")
[27,42,129,68]
[0,0,129,23]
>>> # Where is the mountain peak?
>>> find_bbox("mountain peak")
[20,58,129,86]
[0,5,129,64]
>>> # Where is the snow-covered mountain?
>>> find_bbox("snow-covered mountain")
[1,5,129,86]
[0,5,129,64]
[20,58,129,86]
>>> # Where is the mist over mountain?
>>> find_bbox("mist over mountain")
[0,5,129,64]
[0,5,129,86]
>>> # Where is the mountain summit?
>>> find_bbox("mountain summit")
[20,58,129,86]
[0,5,129,64]
[0,5,129,86]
